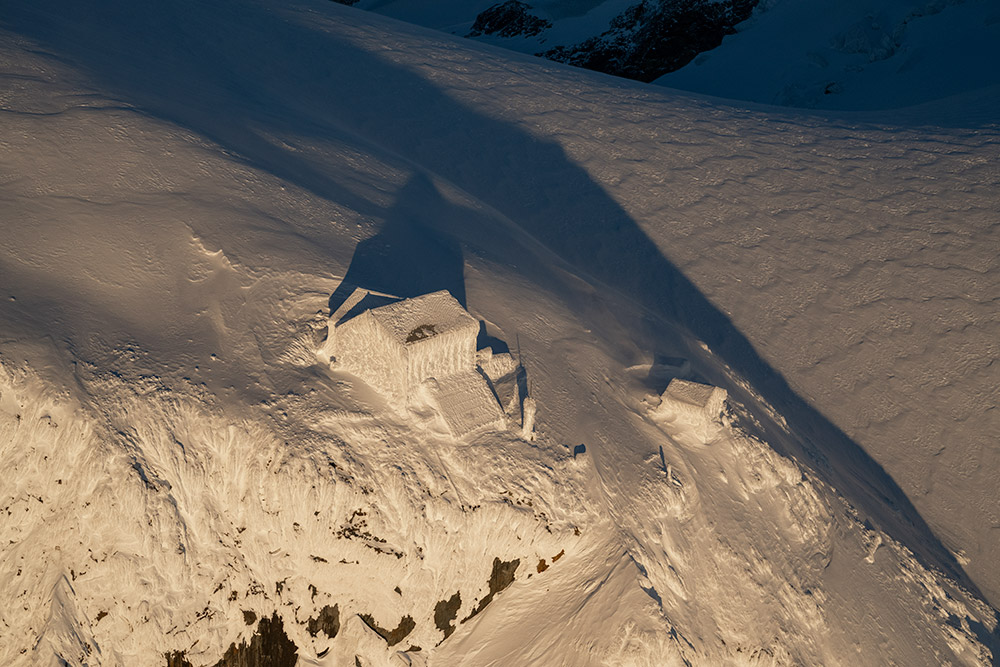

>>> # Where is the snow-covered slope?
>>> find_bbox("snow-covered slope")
[659,0,1000,109]
[351,0,758,82]
[337,0,1000,109]
[1,0,998,665]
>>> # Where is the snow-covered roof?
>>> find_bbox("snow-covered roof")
[663,379,722,408]
[366,290,477,346]
[430,370,505,437]
[330,286,401,326]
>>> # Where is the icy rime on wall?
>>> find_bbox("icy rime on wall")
[326,291,480,405]
[404,327,476,398]
[327,309,409,401]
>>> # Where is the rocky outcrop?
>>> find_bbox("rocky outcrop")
[469,1,552,38]
[542,0,759,82]
[165,614,297,667]
[433,592,462,640]
[463,557,520,621]
[307,605,341,640]
[359,613,416,646]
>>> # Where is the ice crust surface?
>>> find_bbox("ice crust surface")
[0,0,998,665]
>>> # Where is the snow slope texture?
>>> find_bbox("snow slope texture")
[660,0,1000,109]
[1,0,999,664]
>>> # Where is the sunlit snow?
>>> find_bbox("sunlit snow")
[0,0,997,665]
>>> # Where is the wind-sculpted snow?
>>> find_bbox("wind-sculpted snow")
[1,0,998,664]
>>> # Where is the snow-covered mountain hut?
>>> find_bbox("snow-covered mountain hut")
[653,379,728,440]
[324,289,504,436]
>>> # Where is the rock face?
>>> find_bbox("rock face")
[469,1,552,38]
[356,0,762,84]
[542,0,760,82]
[464,558,520,620]
[165,614,297,667]
[306,605,341,640]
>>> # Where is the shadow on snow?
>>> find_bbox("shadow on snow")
[6,0,993,623]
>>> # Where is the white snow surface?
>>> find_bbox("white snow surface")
[1,0,998,665]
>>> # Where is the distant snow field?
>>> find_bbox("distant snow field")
[0,0,998,665]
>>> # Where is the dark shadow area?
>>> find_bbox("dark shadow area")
[4,0,989,609]
[328,173,466,315]
[332,291,401,325]
[476,321,510,354]
[645,354,692,394]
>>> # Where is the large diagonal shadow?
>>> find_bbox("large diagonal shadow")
[5,0,989,610]
[328,173,467,313]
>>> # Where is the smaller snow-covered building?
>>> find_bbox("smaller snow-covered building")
[653,379,727,441]
[323,289,505,437]
[655,379,727,422]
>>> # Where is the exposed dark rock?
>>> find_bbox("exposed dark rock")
[359,613,416,647]
[469,1,552,38]
[328,0,360,6]
[306,605,341,639]
[243,610,257,626]
[215,612,297,666]
[433,591,462,639]
[166,652,193,667]
[165,613,297,667]
[464,557,520,621]
[542,0,759,82]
